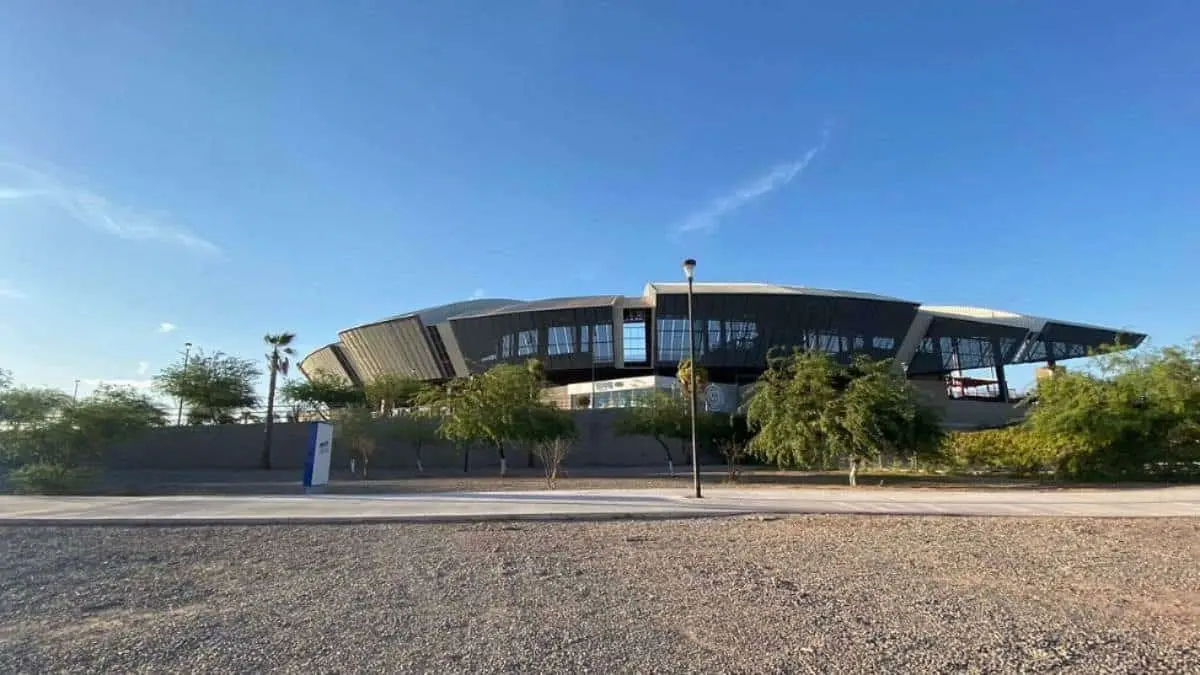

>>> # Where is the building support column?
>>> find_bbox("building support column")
[991,339,1009,403]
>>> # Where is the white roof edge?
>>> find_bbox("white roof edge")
[920,305,1139,335]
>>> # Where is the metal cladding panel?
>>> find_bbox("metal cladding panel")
[1012,322,1147,364]
[338,317,443,381]
[651,292,921,369]
[298,344,359,385]
[449,304,618,373]
[435,322,470,377]
[906,317,1030,375]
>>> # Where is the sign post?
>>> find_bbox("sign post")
[302,421,333,492]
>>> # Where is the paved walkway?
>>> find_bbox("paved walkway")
[1,486,1198,524]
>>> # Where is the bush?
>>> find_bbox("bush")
[7,463,93,495]
[942,427,1054,476]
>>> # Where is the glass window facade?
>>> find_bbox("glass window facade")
[592,323,614,363]
[548,325,575,355]
[622,309,648,364]
[517,329,537,356]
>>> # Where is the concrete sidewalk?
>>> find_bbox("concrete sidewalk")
[2,486,1198,524]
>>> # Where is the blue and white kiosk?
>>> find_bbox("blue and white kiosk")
[302,421,334,492]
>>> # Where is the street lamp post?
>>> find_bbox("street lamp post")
[682,258,701,498]
[176,342,192,426]
[72,379,80,403]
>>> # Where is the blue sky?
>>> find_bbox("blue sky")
[1,1,1197,397]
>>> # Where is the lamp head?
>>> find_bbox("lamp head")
[682,258,697,280]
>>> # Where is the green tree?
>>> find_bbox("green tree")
[282,371,366,419]
[261,332,297,470]
[1022,339,1200,481]
[385,408,440,473]
[527,404,575,488]
[614,390,687,476]
[1,385,164,493]
[331,405,379,478]
[431,364,546,476]
[746,349,943,485]
[154,350,260,425]
[365,374,426,414]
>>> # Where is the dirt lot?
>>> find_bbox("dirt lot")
[2,517,1197,673]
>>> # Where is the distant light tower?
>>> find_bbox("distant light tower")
[176,342,193,426]
[72,379,80,403]
[682,258,701,499]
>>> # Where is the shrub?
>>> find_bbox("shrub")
[7,463,93,495]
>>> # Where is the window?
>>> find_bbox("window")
[518,329,538,357]
[872,336,895,350]
[656,317,688,363]
[725,320,758,351]
[623,321,647,363]
[579,325,589,352]
[548,325,574,355]
[591,324,614,363]
[500,334,514,358]
[707,320,722,351]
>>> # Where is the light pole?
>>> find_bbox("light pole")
[176,342,192,426]
[683,258,701,498]
[72,379,80,403]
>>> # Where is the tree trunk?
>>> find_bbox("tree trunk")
[527,446,536,469]
[362,455,369,480]
[462,445,470,473]
[261,355,277,471]
[415,442,424,473]
[848,457,859,487]
[656,438,676,477]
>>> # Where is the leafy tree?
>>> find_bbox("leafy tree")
[282,371,366,419]
[154,350,260,425]
[0,386,73,431]
[614,390,686,476]
[746,349,943,485]
[384,409,440,473]
[528,405,575,488]
[262,332,297,470]
[365,374,426,414]
[331,405,379,478]
[430,364,546,476]
[1,385,164,493]
[1021,339,1200,480]
[677,358,709,404]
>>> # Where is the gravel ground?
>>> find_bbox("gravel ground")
[2,517,1197,674]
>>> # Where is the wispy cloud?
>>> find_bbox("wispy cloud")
[0,279,26,300]
[675,127,831,235]
[82,378,154,390]
[137,361,150,375]
[470,288,486,299]
[0,162,221,255]
[157,322,177,333]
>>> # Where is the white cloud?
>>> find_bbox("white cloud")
[470,288,486,299]
[82,378,154,390]
[137,361,150,375]
[157,322,177,333]
[675,127,831,235]
[0,162,221,255]
[0,279,26,300]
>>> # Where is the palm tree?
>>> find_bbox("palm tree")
[261,332,296,470]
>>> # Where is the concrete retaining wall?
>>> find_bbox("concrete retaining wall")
[103,410,713,472]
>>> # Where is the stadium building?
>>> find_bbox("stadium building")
[299,282,1145,429]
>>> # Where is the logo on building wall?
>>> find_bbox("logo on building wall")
[705,384,724,410]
